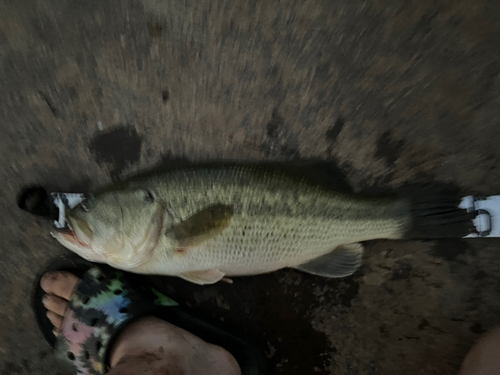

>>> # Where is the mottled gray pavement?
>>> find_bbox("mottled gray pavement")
[1,0,500,374]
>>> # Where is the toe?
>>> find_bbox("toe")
[42,294,68,316]
[46,311,64,329]
[40,271,79,300]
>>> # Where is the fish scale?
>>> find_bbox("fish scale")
[124,166,409,276]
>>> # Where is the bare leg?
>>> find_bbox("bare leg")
[460,327,500,375]
[41,272,241,375]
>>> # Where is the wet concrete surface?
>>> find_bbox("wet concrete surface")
[1,0,500,373]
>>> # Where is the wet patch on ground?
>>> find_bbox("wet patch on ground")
[429,239,471,261]
[375,131,405,167]
[391,259,414,281]
[261,109,300,159]
[88,126,143,179]
[325,118,345,144]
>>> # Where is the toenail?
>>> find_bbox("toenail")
[42,295,49,306]
[41,273,57,288]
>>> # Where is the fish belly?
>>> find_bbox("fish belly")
[139,213,405,276]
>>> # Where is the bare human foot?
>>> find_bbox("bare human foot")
[460,327,500,375]
[40,271,241,375]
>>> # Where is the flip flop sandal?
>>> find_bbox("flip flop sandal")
[32,255,267,375]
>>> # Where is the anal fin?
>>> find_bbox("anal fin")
[293,243,364,278]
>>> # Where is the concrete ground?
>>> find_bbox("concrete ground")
[1,0,500,373]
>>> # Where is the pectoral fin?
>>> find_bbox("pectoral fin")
[179,269,226,285]
[293,243,364,278]
[171,204,233,248]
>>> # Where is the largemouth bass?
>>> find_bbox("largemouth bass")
[54,163,474,284]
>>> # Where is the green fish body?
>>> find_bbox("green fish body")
[54,164,472,284]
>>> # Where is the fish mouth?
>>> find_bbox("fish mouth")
[57,228,91,249]
[54,217,92,249]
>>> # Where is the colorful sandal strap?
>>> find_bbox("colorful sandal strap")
[54,267,177,375]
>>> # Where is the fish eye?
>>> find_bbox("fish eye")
[136,189,155,203]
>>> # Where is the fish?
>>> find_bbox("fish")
[53,163,475,284]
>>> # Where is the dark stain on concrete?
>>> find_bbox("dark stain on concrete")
[391,260,413,281]
[338,275,361,307]
[266,109,283,139]
[430,239,470,261]
[325,118,345,143]
[412,9,441,38]
[37,91,59,118]
[0,28,7,45]
[417,318,446,334]
[88,126,142,179]
[65,86,78,100]
[379,324,389,338]
[474,270,487,280]
[417,319,429,330]
[147,23,163,38]
[37,352,47,361]
[375,131,405,166]
[19,361,29,372]
[162,90,169,103]
[237,62,258,82]
[1,361,23,375]
[261,109,299,158]
[470,322,485,334]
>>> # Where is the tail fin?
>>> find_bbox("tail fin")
[405,190,476,239]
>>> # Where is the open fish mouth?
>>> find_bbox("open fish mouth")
[61,229,90,248]
[52,217,92,249]
[58,228,91,248]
